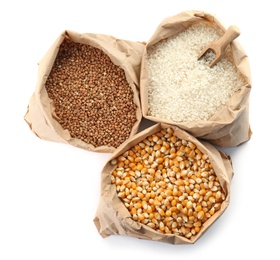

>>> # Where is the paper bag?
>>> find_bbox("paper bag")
[24,30,144,153]
[94,123,233,244]
[140,10,252,147]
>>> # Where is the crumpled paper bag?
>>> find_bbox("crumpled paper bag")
[24,30,144,153]
[94,123,233,244]
[140,10,252,147]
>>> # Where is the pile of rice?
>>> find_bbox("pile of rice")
[146,23,247,122]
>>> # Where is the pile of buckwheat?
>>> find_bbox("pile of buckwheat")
[45,39,138,148]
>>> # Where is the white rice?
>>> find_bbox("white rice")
[146,23,247,122]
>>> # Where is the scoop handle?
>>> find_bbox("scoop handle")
[218,25,240,50]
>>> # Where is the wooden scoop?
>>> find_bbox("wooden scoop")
[197,25,240,68]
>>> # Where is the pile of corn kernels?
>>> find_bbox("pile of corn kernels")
[111,128,225,239]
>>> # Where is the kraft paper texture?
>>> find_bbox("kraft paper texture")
[24,30,144,153]
[140,10,252,147]
[94,123,234,244]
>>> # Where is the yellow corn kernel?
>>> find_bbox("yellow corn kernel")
[138,213,145,221]
[153,200,161,207]
[170,198,176,206]
[209,207,215,215]
[154,212,161,220]
[195,205,202,212]
[134,202,142,209]
[215,191,222,200]
[165,210,172,217]
[147,222,156,229]
[158,208,165,217]
[186,201,193,209]
[170,135,177,143]
[197,211,205,220]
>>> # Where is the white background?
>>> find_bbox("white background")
[0,1,278,259]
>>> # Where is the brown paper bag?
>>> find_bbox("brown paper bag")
[94,123,233,244]
[140,10,252,147]
[24,30,144,153]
